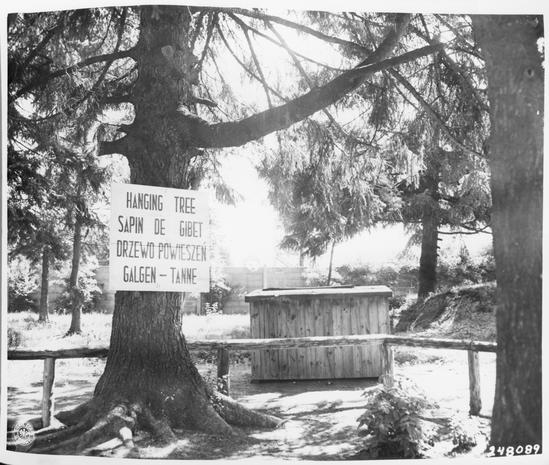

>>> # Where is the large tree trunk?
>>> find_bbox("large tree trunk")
[417,147,441,300]
[94,292,234,434]
[97,4,278,434]
[38,246,50,322]
[472,15,542,449]
[66,213,83,335]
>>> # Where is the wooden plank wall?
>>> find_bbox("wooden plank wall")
[250,294,390,380]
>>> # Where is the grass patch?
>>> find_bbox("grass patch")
[182,314,250,340]
[8,312,111,349]
[394,348,445,366]
[8,311,251,350]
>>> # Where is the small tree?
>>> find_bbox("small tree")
[7,256,38,312]
[357,377,435,459]
[55,120,112,334]
[8,147,72,321]
[258,119,401,280]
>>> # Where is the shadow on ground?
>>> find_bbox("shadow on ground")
[8,354,493,459]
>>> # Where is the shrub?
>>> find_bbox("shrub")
[204,301,222,315]
[437,246,496,291]
[448,416,480,455]
[328,247,495,296]
[8,327,23,349]
[389,295,407,310]
[8,257,38,312]
[201,279,239,314]
[357,377,435,459]
[54,260,102,314]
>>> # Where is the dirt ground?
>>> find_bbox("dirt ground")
[7,347,495,459]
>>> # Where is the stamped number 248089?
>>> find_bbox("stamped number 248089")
[487,444,540,456]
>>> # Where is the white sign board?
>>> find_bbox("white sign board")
[109,183,210,292]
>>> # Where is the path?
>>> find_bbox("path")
[7,348,495,459]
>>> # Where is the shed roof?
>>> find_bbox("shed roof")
[244,285,392,301]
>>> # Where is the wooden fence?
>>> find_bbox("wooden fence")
[8,334,496,429]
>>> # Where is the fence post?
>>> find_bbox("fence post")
[381,341,394,388]
[42,357,56,428]
[216,347,230,396]
[467,350,482,416]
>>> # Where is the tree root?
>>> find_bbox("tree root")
[54,399,92,426]
[25,387,284,455]
[76,404,137,452]
[214,392,283,428]
[191,394,237,437]
[80,427,137,457]
[31,415,94,453]
[34,423,87,446]
[139,405,177,443]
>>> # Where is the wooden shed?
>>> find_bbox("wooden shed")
[245,285,392,380]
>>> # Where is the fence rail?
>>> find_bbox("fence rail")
[8,334,496,429]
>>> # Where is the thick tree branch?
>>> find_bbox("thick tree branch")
[187,43,443,148]
[266,22,329,113]
[313,18,486,157]
[186,14,413,147]
[265,20,364,144]
[357,14,411,66]
[99,136,128,156]
[190,96,217,107]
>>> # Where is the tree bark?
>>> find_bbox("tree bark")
[67,212,83,335]
[417,149,441,300]
[95,292,234,434]
[39,246,50,322]
[417,210,439,299]
[472,15,543,449]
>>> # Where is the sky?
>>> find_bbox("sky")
[213,151,493,270]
